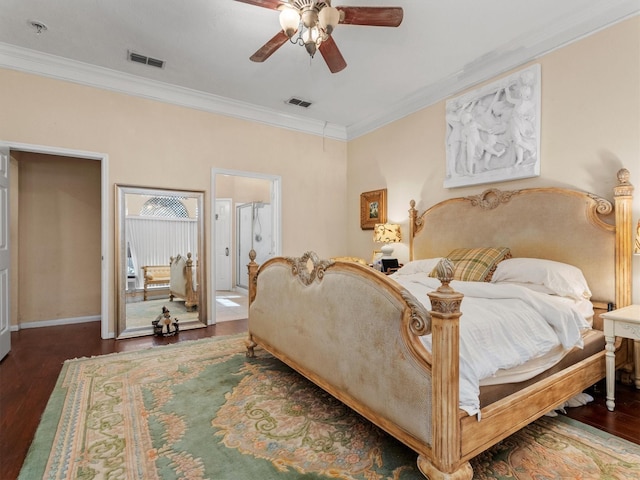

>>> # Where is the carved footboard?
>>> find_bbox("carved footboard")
[247,251,472,479]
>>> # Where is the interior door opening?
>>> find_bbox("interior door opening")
[1,141,108,341]
[236,201,273,289]
[211,168,281,323]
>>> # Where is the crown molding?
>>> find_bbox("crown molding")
[1,2,637,143]
[345,2,640,140]
[0,42,348,142]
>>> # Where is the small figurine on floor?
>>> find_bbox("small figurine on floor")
[152,306,179,337]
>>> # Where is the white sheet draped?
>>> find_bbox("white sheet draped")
[391,273,591,417]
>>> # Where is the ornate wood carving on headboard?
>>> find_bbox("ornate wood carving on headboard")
[465,189,520,210]
[408,168,633,310]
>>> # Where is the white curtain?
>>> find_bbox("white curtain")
[126,216,198,289]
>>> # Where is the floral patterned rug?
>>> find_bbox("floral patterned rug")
[20,335,640,479]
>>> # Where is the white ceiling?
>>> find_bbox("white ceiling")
[1,1,638,140]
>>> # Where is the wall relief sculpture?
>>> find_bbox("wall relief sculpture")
[444,64,541,188]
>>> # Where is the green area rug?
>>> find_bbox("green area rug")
[20,335,640,479]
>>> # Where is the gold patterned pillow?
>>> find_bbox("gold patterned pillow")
[431,247,512,282]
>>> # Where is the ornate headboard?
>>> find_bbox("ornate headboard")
[409,169,634,308]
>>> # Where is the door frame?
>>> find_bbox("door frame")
[0,141,110,339]
[214,198,232,291]
[210,168,281,324]
[0,146,10,360]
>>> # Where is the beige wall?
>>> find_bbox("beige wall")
[15,153,101,324]
[215,174,271,204]
[1,17,639,333]
[0,68,348,335]
[347,16,640,303]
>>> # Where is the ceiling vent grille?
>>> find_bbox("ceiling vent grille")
[287,97,312,108]
[128,51,165,69]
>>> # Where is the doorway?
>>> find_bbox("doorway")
[211,168,281,323]
[1,141,108,342]
[236,201,273,289]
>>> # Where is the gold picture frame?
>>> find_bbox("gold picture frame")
[360,188,387,230]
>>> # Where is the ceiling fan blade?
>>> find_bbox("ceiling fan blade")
[319,36,347,73]
[337,6,403,27]
[250,30,289,62]
[233,0,283,10]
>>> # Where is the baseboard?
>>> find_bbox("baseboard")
[11,315,101,331]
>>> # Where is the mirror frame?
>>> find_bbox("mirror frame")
[115,184,206,338]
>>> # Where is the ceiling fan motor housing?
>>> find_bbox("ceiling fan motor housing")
[292,0,330,12]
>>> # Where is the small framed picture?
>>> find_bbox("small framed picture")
[360,188,387,230]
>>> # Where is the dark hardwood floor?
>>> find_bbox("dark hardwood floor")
[0,320,247,480]
[1,320,638,479]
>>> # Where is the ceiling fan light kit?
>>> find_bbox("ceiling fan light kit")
[237,0,402,73]
[279,2,341,59]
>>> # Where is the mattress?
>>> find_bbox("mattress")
[478,328,604,407]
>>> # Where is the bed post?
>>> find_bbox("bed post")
[247,249,258,306]
[409,200,416,261]
[613,168,633,309]
[418,259,473,480]
[613,168,636,382]
[246,249,258,357]
[184,253,198,311]
[409,200,425,262]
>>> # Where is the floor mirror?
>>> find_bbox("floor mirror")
[115,185,206,338]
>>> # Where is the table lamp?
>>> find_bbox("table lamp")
[374,223,401,258]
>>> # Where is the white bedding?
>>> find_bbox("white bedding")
[389,273,592,417]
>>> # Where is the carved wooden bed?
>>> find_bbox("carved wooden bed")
[169,252,198,311]
[246,168,634,479]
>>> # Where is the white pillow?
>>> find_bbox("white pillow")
[394,258,443,275]
[491,258,592,300]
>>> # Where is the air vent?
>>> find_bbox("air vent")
[287,97,312,108]
[128,51,165,69]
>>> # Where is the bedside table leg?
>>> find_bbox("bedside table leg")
[605,335,616,411]
[634,340,640,389]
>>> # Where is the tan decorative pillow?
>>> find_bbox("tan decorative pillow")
[431,247,512,282]
[331,256,368,266]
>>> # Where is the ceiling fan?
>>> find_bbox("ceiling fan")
[235,0,403,73]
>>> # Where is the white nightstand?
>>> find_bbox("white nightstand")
[601,304,640,411]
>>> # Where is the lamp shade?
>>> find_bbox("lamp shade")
[319,6,340,35]
[279,8,300,37]
[374,223,401,243]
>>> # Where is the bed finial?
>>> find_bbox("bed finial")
[434,258,455,292]
[617,168,630,185]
